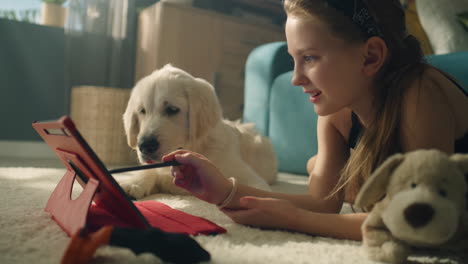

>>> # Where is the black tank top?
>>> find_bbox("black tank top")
[348,76,468,153]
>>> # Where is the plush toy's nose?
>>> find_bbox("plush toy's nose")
[404,203,434,228]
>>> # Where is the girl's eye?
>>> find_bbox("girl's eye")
[304,55,317,62]
[139,107,146,115]
[410,183,417,189]
[165,106,180,116]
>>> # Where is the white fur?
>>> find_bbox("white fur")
[119,64,277,198]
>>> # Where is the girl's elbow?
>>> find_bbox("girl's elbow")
[321,198,344,214]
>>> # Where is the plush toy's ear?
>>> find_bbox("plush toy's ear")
[449,154,468,174]
[187,78,222,142]
[122,94,140,149]
[462,211,468,237]
[355,153,405,209]
[450,154,468,213]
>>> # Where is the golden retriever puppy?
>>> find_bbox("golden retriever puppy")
[119,64,277,198]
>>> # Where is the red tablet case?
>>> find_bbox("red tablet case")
[33,116,226,236]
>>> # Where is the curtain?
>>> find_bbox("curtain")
[65,0,156,90]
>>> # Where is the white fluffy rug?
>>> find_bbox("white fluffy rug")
[0,167,464,264]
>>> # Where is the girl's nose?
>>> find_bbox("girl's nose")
[291,68,308,87]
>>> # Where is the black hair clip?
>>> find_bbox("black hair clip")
[326,0,383,38]
[352,0,383,38]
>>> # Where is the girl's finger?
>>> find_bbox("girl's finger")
[162,149,190,161]
[171,166,181,178]
[173,152,207,167]
[174,176,188,188]
[172,167,192,187]
[220,208,258,223]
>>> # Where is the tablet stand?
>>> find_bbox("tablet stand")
[45,149,101,236]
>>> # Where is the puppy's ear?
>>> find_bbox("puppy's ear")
[355,153,405,209]
[122,94,140,149]
[187,78,222,141]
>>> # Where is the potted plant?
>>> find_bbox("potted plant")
[40,0,67,27]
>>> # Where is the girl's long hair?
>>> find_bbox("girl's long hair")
[284,0,425,204]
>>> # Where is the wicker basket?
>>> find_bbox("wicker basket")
[70,86,138,166]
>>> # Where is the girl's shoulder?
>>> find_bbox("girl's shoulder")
[408,65,466,96]
[403,65,466,107]
[399,65,468,152]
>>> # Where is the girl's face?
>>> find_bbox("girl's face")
[286,15,372,116]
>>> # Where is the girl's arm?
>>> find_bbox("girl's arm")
[295,210,367,240]
[164,151,342,213]
[220,113,351,213]
[308,112,351,209]
[222,196,367,241]
[219,183,338,213]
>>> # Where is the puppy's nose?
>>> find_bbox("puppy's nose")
[138,137,160,155]
[404,203,434,228]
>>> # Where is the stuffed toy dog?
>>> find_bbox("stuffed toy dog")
[355,149,468,263]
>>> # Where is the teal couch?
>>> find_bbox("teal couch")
[243,42,468,175]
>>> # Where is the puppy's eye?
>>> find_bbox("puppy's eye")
[165,105,180,116]
[139,107,146,115]
[438,189,447,197]
[411,183,417,189]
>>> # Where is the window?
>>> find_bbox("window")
[0,0,41,23]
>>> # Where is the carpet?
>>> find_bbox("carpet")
[0,167,464,264]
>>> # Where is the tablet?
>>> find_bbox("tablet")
[33,116,226,236]
[33,116,149,231]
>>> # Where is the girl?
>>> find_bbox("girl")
[163,0,468,240]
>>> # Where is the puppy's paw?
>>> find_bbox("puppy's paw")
[118,178,156,200]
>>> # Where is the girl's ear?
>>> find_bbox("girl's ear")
[355,153,405,209]
[362,36,388,77]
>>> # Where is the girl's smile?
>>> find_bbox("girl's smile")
[304,89,322,103]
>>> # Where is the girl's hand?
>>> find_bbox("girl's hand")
[162,150,231,205]
[221,197,302,230]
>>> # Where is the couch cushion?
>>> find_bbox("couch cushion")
[244,42,294,136]
[269,72,318,175]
